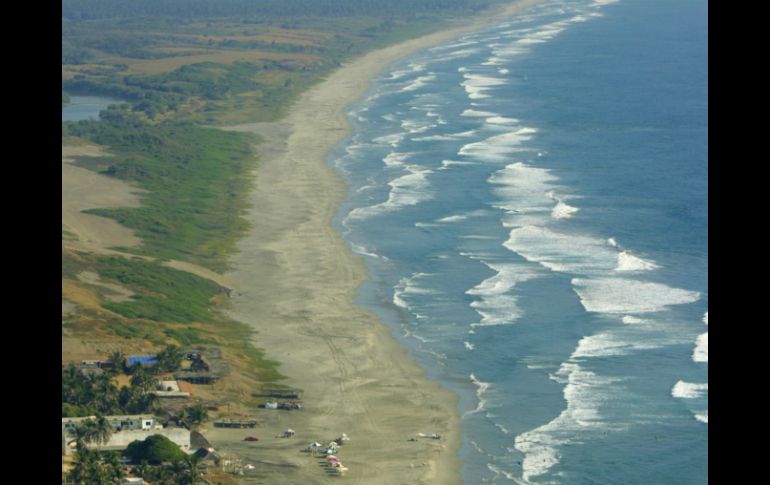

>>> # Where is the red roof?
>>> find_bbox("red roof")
[177,381,194,393]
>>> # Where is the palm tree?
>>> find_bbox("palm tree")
[68,449,94,484]
[130,366,156,393]
[157,344,183,372]
[183,455,202,485]
[68,422,92,451]
[109,351,128,374]
[105,452,126,484]
[92,414,113,447]
[184,404,208,425]
[91,373,119,413]
[131,459,151,481]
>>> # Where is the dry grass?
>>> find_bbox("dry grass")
[107,50,321,75]
[62,278,109,313]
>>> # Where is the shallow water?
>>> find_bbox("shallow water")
[62,95,125,122]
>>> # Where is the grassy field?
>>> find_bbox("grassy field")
[63,113,256,273]
[62,247,284,389]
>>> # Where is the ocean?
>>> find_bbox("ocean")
[328,0,707,483]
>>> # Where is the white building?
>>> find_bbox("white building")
[106,415,159,431]
[62,415,159,432]
[62,424,191,456]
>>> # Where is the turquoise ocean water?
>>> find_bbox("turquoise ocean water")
[331,0,707,483]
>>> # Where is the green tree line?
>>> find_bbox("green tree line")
[64,0,504,20]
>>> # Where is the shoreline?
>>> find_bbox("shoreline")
[214,1,544,483]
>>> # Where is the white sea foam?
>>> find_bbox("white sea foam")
[460,235,498,240]
[435,209,487,223]
[621,315,646,325]
[407,61,426,72]
[694,412,708,424]
[572,278,701,314]
[672,381,708,399]
[346,165,433,220]
[490,164,562,223]
[372,132,406,147]
[393,273,436,311]
[437,214,467,223]
[383,151,412,168]
[459,129,537,163]
[470,295,523,327]
[467,262,539,297]
[400,118,435,134]
[498,68,510,74]
[387,69,411,81]
[414,130,478,142]
[504,226,618,274]
[572,332,658,359]
[467,262,540,326]
[486,116,520,125]
[487,463,517,482]
[355,183,375,194]
[402,328,432,344]
[393,291,409,310]
[439,160,477,170]
[429,39,479,52]
[615,251,660,271]
[692,332,708,363]
[607,237,618,247]
[515,362,623,482]
[401,74,437,92]
[461,73,508,99]
[482,57,505,66]
[703,311,708,326]
[462,109,498,117]
[349,243,386,261]
[466,373,491,416]
[464,341,475,351]
[551,199,579,219]
[432,47,483,62]
[493,421,511,435]
[490,45,530,59]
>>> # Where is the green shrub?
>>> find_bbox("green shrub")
[124,434,186,464]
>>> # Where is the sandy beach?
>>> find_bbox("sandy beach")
[211,2,544,483]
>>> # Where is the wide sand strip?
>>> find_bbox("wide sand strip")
[217,2,543,483]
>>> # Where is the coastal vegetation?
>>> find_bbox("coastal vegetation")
[63,111,255,272]
[62,0,507,123]
[68,444,202,485]
[62,364,157,416]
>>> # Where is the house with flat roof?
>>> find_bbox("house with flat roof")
[62,415,158,433]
